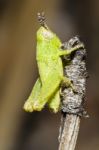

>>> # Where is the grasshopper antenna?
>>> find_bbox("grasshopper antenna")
[37,12,48,29]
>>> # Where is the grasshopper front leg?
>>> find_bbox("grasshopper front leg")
[59,43,84,56]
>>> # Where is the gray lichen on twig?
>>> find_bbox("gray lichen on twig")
[59,36,88,150]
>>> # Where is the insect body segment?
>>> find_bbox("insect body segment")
[23,13,84,113]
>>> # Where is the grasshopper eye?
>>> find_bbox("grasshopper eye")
[60,42,68,50]
[60,45,65,50]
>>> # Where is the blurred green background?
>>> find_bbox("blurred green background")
[0,0,99,150]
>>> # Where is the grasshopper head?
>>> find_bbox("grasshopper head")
[37,12,61,47]
[37,26,55,42]
[37,12,55,42]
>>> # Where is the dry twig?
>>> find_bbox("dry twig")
[59,37,88,150]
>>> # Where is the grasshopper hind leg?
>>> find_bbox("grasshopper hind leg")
[48,89,61,113]
[62,76,77,93]
[32,73,61,111]
[23,78,42,112]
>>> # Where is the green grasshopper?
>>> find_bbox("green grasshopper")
[23,12,84,113]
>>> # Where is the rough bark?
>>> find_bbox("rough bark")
[59,37,88,150]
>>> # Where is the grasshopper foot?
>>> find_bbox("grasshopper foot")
[23,100,34,112]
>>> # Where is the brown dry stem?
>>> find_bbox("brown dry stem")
[59,37,88,150]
